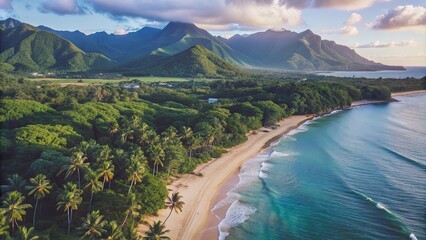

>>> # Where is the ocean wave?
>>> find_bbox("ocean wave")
[218,200,257,240]
[287,124,309,136]
[211,192,240,214]
[258,171,269,179]
[271,151,291,158]
[381,146,426,170]
[355,191,416,238]
[260,161,274,171]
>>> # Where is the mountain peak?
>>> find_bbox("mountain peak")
[300,29,314,36]
[163,21,200,33]
[267,27,288,32]
[0,18,22,30]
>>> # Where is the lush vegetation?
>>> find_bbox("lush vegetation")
[0,24,114,72]
[122,45,244,78]
[0,71,424,239]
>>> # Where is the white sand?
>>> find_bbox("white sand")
[138,115,313,239]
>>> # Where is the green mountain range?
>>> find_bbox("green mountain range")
[0,18,405,75]
[122,45,243,77]
[0,20,114,72]
[224,29,404,71]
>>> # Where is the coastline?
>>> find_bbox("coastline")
[138,115,314,239]
[139,89,426,240]
[351,90,426,107]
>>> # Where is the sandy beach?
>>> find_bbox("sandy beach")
[139,89,426,240]
[391,89,426,97]
[351,90,426,107]
[138,115,313,239]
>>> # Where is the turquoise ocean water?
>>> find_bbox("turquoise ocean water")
[215,93,426,240]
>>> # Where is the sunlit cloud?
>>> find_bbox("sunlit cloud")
[345,13,363,25]
[373,5,426,30]
[353,40,416,48]
[85,0,302,30]
[313,0,385,10]
[39,0,87,15]
[324,26,359,36]
[0,0,12,10]
[113,29,128,35]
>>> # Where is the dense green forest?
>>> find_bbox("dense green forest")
[0,72,424,239]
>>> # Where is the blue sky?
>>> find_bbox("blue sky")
[1,0,425,66]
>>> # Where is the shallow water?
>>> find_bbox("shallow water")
[216,93,426,240]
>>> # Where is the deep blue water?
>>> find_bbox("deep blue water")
[316,66,426,79]
[215,93,426,240]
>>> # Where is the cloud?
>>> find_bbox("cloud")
[40,0,87,15]
[313,0,384,10]
[340,26,359,35]
[373,5,426,29]
[345,13,362,25]
[354,40,416,48]
[281,0,386,10]
[0,0,12,10]
[324,26,359,36]
[87,0,302,30]
[113,29,128,35]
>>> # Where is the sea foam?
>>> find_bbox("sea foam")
[218,200,257,240]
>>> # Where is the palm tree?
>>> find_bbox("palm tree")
[181,126,193,143]
[137,123,150,147]
[18,226,39,240]
[98,161,114,190]
[105,221,123,240]
[0,174,27,193]
[56,182,83,235]
[26,174,52,227]
[1,191,32,234]
[163,192,184,225]
[59,151,89,189]
[188,135,202,158]
[84,169,102,213]
[148,145,165,176]
[0,214,9,239]
[120,194,141,230]
[126,155,145,196]
[79,210,107,239]
[143,221,170,240]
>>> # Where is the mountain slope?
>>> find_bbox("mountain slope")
[226,29,404,71]
[0,23,115,72]
[0,18,22,30]
[40,21,254,66]
[123,45,243,77]
[38,25,161,62]
[134,22,254,66]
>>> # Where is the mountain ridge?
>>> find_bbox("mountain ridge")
[0,18,405,73]
[0,22,115,72]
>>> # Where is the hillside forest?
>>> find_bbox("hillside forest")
[0,72,425,239]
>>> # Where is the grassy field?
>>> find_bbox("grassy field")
[28,76,191,84]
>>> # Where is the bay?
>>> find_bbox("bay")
[216,93,426,240]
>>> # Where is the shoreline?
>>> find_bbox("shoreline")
[351,90,426,107]
[139,89,426,239]
[138,115,314,239]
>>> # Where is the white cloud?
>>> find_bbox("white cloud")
[313,0,386,10]
[113,29,128,35]
[87,0,302,30]
[0,0,12,10]
[340,26,359,35]
[354,40,416,48]
[373,5,426,30]
[345,13,362,25]
[40,0,87,15]
[325,26,359,36]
